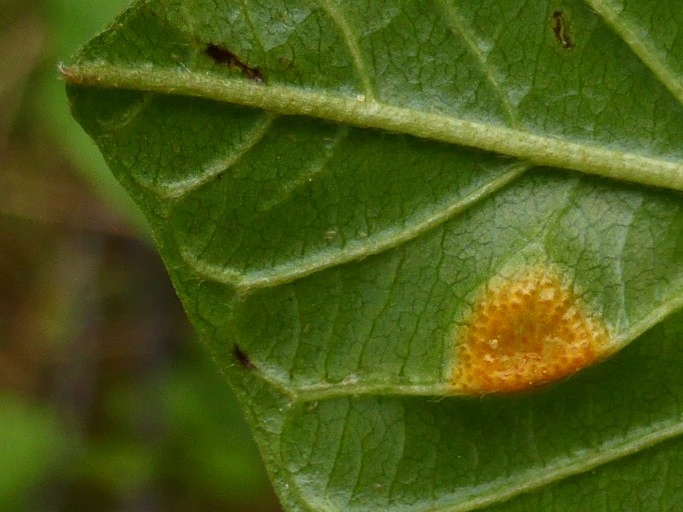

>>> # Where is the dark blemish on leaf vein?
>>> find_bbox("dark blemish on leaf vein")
[205,43,264,83]
[552,10,574,49]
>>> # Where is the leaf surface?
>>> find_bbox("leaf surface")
[65,1,683,510]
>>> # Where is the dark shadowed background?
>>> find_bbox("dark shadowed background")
[0,1,280,510]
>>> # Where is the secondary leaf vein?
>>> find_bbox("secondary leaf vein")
[586,0,683,107]
[161,113,276,199]
[436,0,518,127]
[177,163,528,291]
[314,0,376,99]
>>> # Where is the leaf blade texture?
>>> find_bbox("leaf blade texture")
[65,1,683,510]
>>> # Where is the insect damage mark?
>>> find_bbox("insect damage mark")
[232,344,255,370]
[205,43,264,83]
[551,10,574,49]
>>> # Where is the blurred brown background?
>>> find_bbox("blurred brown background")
[0,1,280,510]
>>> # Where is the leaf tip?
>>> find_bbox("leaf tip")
[450,265,611,394]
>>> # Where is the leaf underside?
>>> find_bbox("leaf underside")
[66,1,683,511]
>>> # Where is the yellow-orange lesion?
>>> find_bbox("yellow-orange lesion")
[451,267,610,394]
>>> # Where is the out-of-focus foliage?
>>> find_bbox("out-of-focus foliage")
[0,395,66,512]
[38,0,148,232]
[0,1,279,510]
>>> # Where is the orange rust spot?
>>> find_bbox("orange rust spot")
[451,267,610,394]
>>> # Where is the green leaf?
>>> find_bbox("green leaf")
[64,1,683,510]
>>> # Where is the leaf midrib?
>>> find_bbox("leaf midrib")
[62,64,683,194]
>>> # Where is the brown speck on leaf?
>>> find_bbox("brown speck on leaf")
[551,10,574,49]
[232,344,255,370]
[277,56,292,68]
[205,43,264,83]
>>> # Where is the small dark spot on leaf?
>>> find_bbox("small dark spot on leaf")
[233,344,255,369]
[205,43,265,83]
[277,56,292,68]
[551,10,574,49]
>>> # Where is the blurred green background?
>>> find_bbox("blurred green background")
[0,1,280,510]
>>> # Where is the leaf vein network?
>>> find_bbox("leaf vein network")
[160,113,276,199]
[415,418,683,512]
[436,0,518,127]
[176,164,528,292]
[585,0,683,106]
[314,0,376,99]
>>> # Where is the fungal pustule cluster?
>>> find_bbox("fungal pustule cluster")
[451,266,610,394]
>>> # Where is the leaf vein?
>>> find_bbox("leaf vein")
[419,417,683,512]
[436,0,518,127]
[177,164,528,291]
[62,64,683,192]
[586,0,683,106]
[161,113,276,199]
[314,0,376,99]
